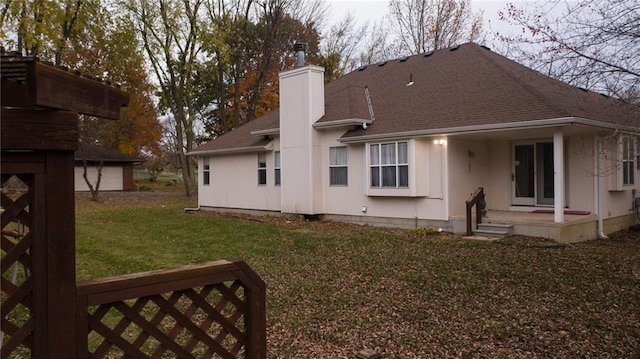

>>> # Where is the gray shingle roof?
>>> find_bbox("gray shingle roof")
[75,143,143,163]
[192,42,639,153]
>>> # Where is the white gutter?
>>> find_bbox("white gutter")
[188,145,270,157]
[312,118,372,129]
[338,117,636,143]
[250,128,280,136]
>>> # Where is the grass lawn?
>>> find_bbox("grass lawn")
[76,192,640,358]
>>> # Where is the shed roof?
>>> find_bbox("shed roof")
[192,42,640,154]
[75,143,143,164]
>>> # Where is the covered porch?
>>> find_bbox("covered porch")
[451,209,598,243]
[444,122,622,242]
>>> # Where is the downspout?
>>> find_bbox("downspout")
[595,136,607,239]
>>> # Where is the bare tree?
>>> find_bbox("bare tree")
[358,20,398,65]
[388,0,483,54]
[496,0,640,103]
[319,13,367,81]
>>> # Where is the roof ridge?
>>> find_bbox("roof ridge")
[468,44,569,118]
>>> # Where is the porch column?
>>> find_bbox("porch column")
[554,129,564,223]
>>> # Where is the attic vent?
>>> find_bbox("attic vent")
[399,56,409,62]
[406,73,414,87]
[358,65,367,71]
[378,61,387,67]
[424,51,433,57]
[480,45,491,51]
[449,44,460,51]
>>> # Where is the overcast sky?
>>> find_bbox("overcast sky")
[324,0,526,40]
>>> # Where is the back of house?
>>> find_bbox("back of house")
[190,42,640,243]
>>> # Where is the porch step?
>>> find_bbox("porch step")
[474,223,513,238]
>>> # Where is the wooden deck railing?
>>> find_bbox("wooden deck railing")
[465,187,486,236]
[76,260,266,359]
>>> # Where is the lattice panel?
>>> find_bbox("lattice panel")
[87,281,248,358]
[1,174,34,358]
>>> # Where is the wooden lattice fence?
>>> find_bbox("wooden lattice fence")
[2,51,267,358]
[76,260,266,359]
[1,174,35,357]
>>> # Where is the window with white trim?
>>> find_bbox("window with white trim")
[257,153,267,185]
[370,142,408,188]
[622,136,635,185]
[274,151,281,186]
[203,157,210,185]
[329,146,348,186]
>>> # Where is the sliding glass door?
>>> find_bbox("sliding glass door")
[512,141,563,206]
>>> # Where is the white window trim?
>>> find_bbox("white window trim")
[203,157,210,186]
[365,139,420,197]
[257,153,267,186]
[329,146,348,186]
[608,134,637,191]
[274,151,281,186]
[622,136,635,186]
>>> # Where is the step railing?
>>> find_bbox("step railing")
[465,187,486,236]
[76,259,266,359]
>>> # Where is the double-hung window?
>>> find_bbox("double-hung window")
[370,142,408,188]
[257,153,267,185]
[329,146,348,186]
[622,136,635,185]
[203,158,210,186]
[274,151,281,186]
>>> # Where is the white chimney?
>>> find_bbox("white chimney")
[279,50,325,215]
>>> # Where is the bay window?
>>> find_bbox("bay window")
[370,142,408,188]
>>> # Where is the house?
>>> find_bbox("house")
[189,42,640,242]
[75,143,143,191]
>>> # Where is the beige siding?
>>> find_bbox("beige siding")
[447,138,493,216]
[198,150,281,212]
[74,165,124,191]
[323,133,448,220]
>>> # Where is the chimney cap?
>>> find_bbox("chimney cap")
[294,42,306,67]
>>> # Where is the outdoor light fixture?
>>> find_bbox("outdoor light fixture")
[433,138,446,145]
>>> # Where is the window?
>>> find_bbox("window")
[329,146,348,185]
[203,158,210,185]
[274,151,281,186]
[622,136,635,185]
[257,153,267,185]
[370,142,408,188]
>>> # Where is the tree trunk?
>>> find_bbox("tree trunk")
[81,158,103,202]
